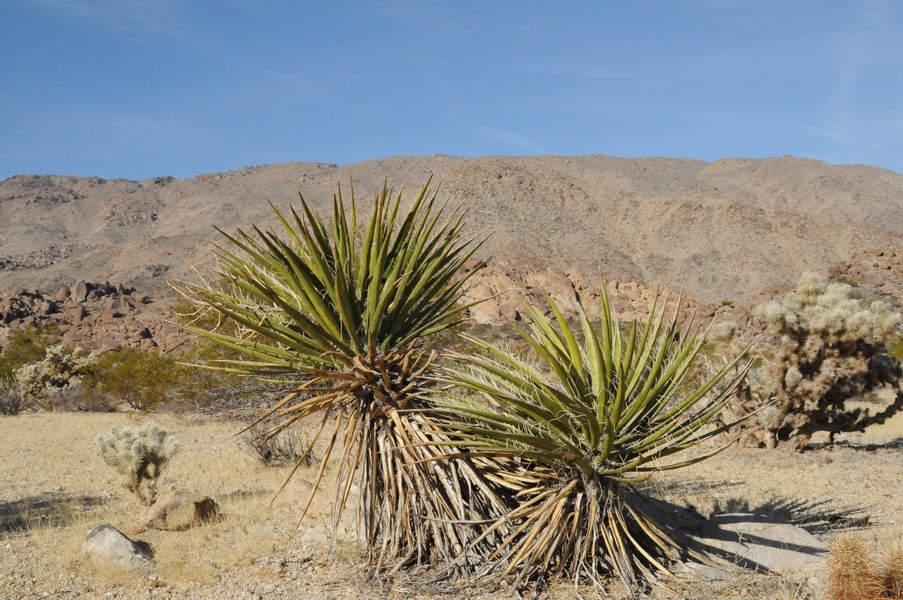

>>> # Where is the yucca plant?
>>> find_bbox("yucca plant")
[175,179,508,573]
[433,288,751,592]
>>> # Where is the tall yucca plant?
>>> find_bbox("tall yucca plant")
[176,179,502,572]
[433,289,750,592]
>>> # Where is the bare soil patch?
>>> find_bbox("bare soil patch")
[1,411,902,599]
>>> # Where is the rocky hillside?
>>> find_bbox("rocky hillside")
[4,155,903,304]
[6,245,903,356]
[0,280,185,353]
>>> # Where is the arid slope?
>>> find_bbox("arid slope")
[3,154,903,301]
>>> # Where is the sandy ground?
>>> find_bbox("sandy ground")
[1,411,902,600]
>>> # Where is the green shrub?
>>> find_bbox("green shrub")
[82,347,179,411]
[0,323,61,379]
[834,274,859,287]
[95,422,179,505]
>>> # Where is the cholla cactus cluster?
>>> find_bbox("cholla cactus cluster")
[14,345,96,400]
[95,422,179,505]
[743,273,903,449]
[757,272,900,343]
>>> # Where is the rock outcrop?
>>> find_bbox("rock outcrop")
[6,247,903,358]
[0,281,191,353]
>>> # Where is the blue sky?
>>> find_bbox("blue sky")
[2,1,903,180]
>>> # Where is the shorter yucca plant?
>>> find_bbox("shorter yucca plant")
[433,288,750,592]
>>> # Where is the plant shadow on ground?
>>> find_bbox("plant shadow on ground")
[0,491,106,535]
[807,437,903,452]
[218,489,272,503]
[647,479,872,535]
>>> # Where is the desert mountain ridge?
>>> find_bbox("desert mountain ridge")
[3,153,903,305]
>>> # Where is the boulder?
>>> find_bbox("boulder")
[62,304,86,322]
[470,301,502,325]
[544,267,581,315]
[82,523,154,572]
[98,337,124,352]
[72,280,89,303]
[140,490,219,531]
[54,286,71,302]
[687,513,829,576]
[635,498,829,579]
[498,303,519,321]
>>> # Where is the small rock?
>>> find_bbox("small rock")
[498,303,519,321]
[140,491,219,531]
[82,524,154,572]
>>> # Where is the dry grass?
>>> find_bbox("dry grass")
[0,413,357,595]
[2,410,903,598]
[825,534,903,600]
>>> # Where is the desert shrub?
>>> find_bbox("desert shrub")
[433,290,749,591]
[241,418,315,466]
[168,300,288,413]
[0,376,29,415]
[95,422,179,506]
[15,345,96,408]
[175,179,500,575]
[82,347,179,411]
[0,323,61,379]
[835,274,859,287]
[880,541,903,599]
[170,339,276,412]
[739,272,903,449]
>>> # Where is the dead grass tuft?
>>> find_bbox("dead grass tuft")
[828,533,903,600]
[877,540,903,599]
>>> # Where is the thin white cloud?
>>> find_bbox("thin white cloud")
[475,127,546,154]
[512,64,637,79]
[20,0,217,52]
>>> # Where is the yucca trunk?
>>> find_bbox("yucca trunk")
[469,471,690,590]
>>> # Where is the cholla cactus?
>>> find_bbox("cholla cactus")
[757,272,899,343]
[95,422,179,505]
[15,345,96,401]
[746,273,903,449]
